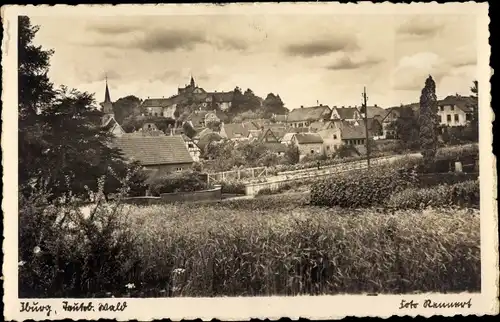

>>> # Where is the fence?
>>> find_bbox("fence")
[206,166,269,185]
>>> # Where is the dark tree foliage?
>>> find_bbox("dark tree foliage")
[18,16,141,201]
[419,76,439,167]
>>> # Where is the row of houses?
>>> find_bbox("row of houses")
[99,79,477,180]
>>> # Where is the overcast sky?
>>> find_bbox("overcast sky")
[29,13,477,109]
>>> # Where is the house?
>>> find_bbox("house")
[185,110,220,129]
[181,134,201,162]
[271,113,288,124]
[291,133,324,158]
[358,118,384,138]
[361,105,387,122]
[263,142,288,156]
[113,136,194,179]
[287,104,332,128]
[380,103,420,139]
[332,106,362,122]
[258,128,281,143]
[437,94,476,127]
[317,127,342,156]
[308,120,337,133]
[100,79,125,137]
[141,96,179,118]
[281,132,296,146]
[219,123,251,141]
[339,122,368,147]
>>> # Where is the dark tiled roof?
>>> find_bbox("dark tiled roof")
[336,107,359,120]
[287,105,331,122]
[113,135,193,166]
[294,133,324,144]
[364,106,387,118]
[222,123,249,139]
[439,95,476,112]
[142,95,180,107]
[340,123,367,140]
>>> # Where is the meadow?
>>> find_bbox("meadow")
[115,193,480,297]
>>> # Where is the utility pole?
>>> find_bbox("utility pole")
[362,87,370,169]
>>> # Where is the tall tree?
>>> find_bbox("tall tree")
[113,95,142,124]
[263,93,287,118]
[418,76,439,166]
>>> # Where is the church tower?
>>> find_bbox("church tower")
[190,75,195,88]
[101,76,114,116]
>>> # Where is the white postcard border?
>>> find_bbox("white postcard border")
[2,2,498,321]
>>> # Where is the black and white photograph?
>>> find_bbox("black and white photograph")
[2,2,497,320]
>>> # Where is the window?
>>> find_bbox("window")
[450,105,455,111]
[176,167,182,172]
[327,146,330,150]
[310,149,314,154]
[188,143,194,148]
[466,114,472,121]
[454,114,459,122]
[440,106,444,111]
[333,134,338,139]
[447,114,451,122]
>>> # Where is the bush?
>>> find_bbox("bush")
[148,171,208,196]
[387,180,479,209]
[417,172,478,188]
[310,167,418,208]
[19,177,140,298]
[220,181,246,195]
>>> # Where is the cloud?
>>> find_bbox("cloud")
[210,36,248,51]
[397,17,444,38]
[88,23,138,35]
[393,52,447,91]
[283,36,358,57]
[133,28,207,52]
[78,69,122,84]
[326,55,382,71]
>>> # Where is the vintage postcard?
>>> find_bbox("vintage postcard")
[2,2,498,321]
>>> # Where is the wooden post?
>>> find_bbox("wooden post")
[362,87,370,169]
[237,169,241,180]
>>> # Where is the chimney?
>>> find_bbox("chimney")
[320,103,323,106]
[374,104,378,107]
[301,105,304,108]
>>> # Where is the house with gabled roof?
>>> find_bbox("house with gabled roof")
[219,123,250,141]
[291,133,324,158]
[113,135,194,179]
[181,134,201,162]
[287,104,332,128]
[332,106,362,122]
[437,94,476,127]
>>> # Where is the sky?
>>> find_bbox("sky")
[29,13,478,110]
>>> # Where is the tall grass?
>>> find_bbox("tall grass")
[120,196,480,297]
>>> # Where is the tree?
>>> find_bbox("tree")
[387,106,420,150]
[284,142,300,164]
[18,17,139,201]
[419,76,439,167]
[113,95,142,124]
[262,93,288,118]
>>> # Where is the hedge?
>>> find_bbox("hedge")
[310,166,418,208]
[387,180,479,209]
[220,181,246,195]
[148,171,208,196]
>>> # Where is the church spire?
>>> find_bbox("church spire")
[190,74,195,88]
[104,74,111,103]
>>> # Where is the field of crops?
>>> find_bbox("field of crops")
[117,193,480,297]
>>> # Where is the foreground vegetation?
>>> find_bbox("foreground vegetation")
[20,193,480,298]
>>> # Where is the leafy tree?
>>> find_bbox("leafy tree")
[387,106,420,150]
[206,120,222,132]
[113,95,142,124]
[419,76,439,167]
[284,142,300,164]
[18,16,140,201]
[262,93,288,118]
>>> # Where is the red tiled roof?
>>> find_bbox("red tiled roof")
[113,135,193,166]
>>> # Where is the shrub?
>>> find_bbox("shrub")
[310,166,418,208]
[220,181,246,195]
[417,172,478,188]
[19,176,140,298]
[148,171,208,196]
[387,180,479,209]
